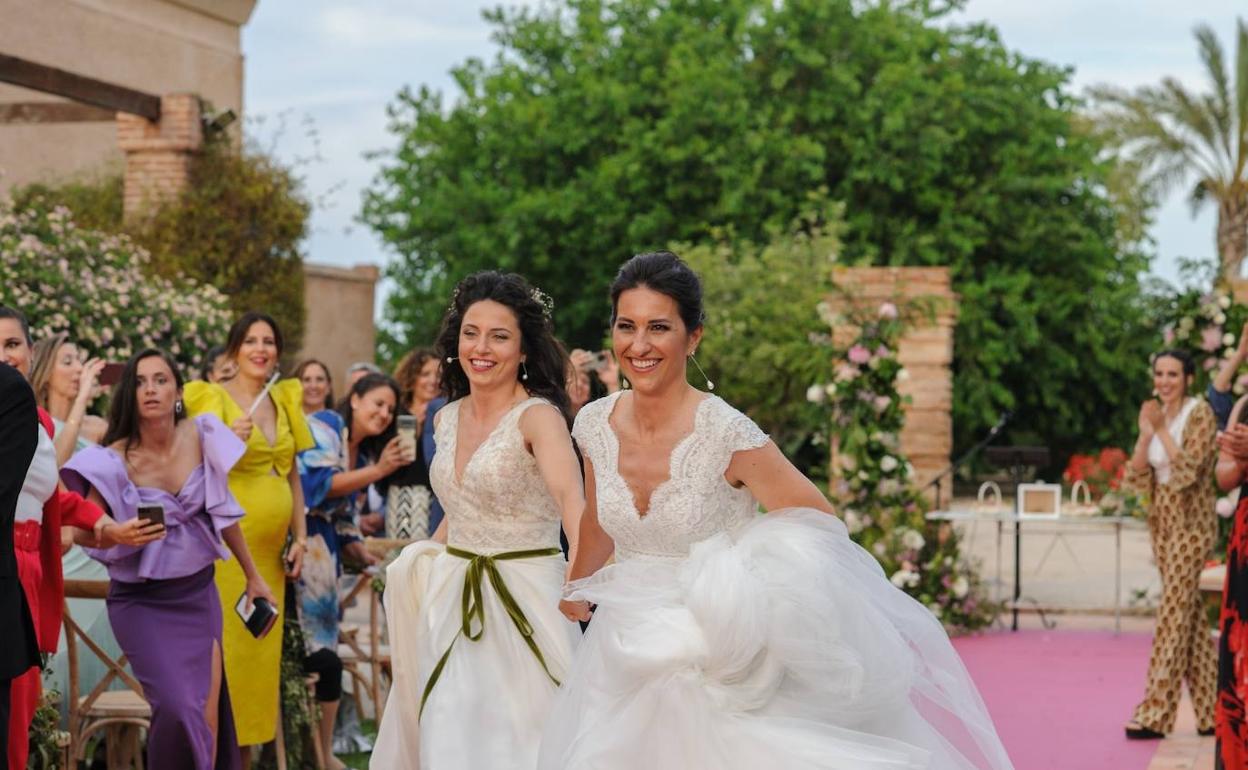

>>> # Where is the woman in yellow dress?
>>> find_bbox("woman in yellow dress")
[184,312,313,764]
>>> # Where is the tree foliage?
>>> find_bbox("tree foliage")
[363,0,1155,457]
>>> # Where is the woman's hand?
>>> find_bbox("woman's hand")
[284,539,305,579]
[594,351,621,393]
[100,517,165,548]
[343,539,381,567]
[75,358,106,408]
[358,512,383,536]
[244,573,278,612]
[377,436,407,475]
[559,598,592,623]
[1138,400,1162,435]
[229,416,254,442]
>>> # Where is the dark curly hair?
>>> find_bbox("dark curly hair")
[435,271,571,424]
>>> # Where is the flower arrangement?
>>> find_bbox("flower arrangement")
[0,194,231,375]
[1160,286,1248,392]
[810,295,995,632]
[1062,448,1128,498]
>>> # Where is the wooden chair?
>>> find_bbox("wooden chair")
[337,571,391,722]
[63,579,152,768]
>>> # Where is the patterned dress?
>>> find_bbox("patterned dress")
[1123,397,1218,734]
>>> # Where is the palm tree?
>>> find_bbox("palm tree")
[1091,20,1248,284]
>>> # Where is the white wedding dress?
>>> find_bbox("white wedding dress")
[538,392,1013,770]
[372,397,580,769]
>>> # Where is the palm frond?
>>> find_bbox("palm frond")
[1196,23,1234,163]
[1235,19,1248,178]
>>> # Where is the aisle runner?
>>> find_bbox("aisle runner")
[951,630,1157,770]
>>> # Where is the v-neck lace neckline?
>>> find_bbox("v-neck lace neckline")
[603,392,714,518]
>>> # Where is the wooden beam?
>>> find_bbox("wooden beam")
[0,54,160,120]
[0,101,115,124]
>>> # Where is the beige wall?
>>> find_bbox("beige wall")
[0,0,255,192]
[298,263,380,398]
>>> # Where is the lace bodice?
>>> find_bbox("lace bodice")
[430,397,563,552]
[573,392,769,562]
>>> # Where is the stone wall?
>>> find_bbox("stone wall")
[0,0,255,193]
[827,266,957,504]
[116,94,202,220]
[297,263,381,395]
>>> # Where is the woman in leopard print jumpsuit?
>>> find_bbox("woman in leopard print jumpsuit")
[1123,349,1218,740]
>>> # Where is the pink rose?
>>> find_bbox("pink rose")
[1201,326,1224,353]
[848,345,871,364]
[879,302,899,319]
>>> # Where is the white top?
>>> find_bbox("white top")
[1148,397,1199,484]
[16,426,57,524]
[430,397,563,553]
[572,391,770,561]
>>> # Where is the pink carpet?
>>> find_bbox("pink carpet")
[951,630,1159,770]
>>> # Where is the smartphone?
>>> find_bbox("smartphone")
[136,504,165,528]
[591,351,610,372]
[396,414,418,460]
[99,362,126,386]
[235,592,279,639]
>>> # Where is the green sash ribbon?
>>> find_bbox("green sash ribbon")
[419,545,563,718]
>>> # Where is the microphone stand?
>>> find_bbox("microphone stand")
[925,411,1012,511]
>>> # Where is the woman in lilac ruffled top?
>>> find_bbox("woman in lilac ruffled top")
[61,349,277,770]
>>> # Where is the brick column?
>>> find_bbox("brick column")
[116,94,202,221]
[827,266,958,504]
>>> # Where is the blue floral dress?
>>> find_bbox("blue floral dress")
[296,410,365,652]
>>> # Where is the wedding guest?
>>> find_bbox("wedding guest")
[0,362,39,764]
[297,373,403,768]
[1123,349,1218,739]
[62,348,277,770]
[296,359,335,414]
[346,361,381,389]
[184,312,313,765]
[566,348,621,417]
[385,348,444,539]
[29,331,107,465]
[200,344,238,384]
[0,305,159,769]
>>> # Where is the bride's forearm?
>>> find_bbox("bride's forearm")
[566,526,614,582]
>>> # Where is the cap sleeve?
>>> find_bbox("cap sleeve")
[183,381,232,422]
[61,446,142,564]
[571,393,616,469]
[717,399,769,454]
[195,414,247,536]
[272,378,315,453]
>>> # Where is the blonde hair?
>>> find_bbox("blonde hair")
[29,331,70,409]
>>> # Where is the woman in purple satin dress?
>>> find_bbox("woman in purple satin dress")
[61,349,277,770]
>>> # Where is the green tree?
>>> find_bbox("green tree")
[363,0,1155,457]
[1092,19,1248,284]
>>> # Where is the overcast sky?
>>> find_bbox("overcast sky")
[242,0,1244,292]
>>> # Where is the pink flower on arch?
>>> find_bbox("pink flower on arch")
[879,302,899,319]
[1201,326,1224,353]
[848,345,871,364]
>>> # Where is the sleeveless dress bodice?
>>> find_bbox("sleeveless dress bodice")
[431,397,563,553]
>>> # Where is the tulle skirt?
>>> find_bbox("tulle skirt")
[372,541,580,770]
[538,509,1013,770]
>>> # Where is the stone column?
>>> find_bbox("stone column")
[116,93,202,221]
[827,266,958,505]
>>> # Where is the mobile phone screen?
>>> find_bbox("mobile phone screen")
[136,504,165,528]
[98,362,126,386]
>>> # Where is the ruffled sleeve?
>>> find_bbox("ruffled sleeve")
[62,446,141,565]
[183,380,232,422]
[273,378,315,453]
[196,414,247,536]
[299,410,344,510]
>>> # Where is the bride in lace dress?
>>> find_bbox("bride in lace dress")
[372,272,585,770]
[539,252,1014,770]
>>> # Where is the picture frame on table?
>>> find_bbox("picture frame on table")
[1017,482,1062,520]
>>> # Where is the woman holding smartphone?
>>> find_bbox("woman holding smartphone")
[386,348,444,539]
[183,312,313,763]
[62,348,276,770]
[296,372,403,769]
[28,331,107,465]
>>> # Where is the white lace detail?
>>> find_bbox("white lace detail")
[431,397,563,553]
[573,392,769,561]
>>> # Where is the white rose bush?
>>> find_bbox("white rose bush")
[810,294,994,632]
[0,194,231,374]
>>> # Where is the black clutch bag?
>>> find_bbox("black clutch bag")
[234,593,279,639]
